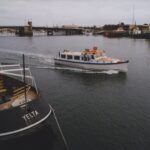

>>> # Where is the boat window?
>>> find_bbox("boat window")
[61,54,66,59]
[67,55,72,59]
[74,56,80,60]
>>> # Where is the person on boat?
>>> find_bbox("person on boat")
[83,53,88,61]
[91,55,94,59]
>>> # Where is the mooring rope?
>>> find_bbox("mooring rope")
[49,104,70,150]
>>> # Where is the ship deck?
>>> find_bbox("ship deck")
[0,74,38,111]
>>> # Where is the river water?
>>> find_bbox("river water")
[0,35,150,150]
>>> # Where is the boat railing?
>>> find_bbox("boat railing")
[0,64,38,94]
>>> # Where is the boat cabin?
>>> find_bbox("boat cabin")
[58,47,104,62]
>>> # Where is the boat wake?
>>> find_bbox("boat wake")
[36,66,119,74]
[0,48,54,66]
[0,48,119,75]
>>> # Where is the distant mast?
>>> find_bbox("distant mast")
[129,5,136,32]
[132,5,136,26]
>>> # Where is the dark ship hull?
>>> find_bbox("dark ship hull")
[0,64,51,139]
[0,99,51,138]
[104,31,128,38]
[130,32,150,39]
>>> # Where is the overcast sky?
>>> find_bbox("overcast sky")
[0,0,150,26]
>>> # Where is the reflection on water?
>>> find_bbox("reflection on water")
[0,36,150,150]
[0,126,54,150]
[54,68,127,84]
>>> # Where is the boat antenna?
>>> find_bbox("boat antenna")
[22,54,27,112]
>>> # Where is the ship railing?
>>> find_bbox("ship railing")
[0,64,38,94]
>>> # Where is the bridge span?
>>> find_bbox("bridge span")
[0,25,84,36]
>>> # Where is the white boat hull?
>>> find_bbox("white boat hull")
[54,58,129,72]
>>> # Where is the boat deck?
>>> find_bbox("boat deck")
[0,74,38,111]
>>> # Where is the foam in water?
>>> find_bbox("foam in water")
[37,65,119,75]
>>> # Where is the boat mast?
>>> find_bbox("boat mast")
[132,5,136,26]
[22,54,27,111]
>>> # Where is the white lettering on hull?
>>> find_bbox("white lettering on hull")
[22,110,39,125]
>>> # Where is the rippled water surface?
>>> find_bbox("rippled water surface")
[0,35,150,150]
